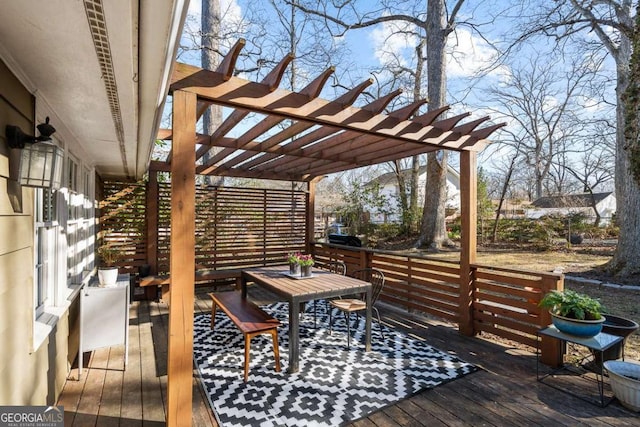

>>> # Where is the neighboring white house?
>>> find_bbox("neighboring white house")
[525,192,616,225]
[365,165,461,223]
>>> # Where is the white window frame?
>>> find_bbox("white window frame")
[34,189,58,317]
[32,145,95,352]
[66,154,83,284]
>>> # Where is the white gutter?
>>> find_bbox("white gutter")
[136,0,190,179]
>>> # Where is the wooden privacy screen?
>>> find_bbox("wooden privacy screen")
[99,181,148,275]
[99,181,307,275]
[157,184,307,272]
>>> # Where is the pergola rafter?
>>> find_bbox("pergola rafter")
[157,39,504,182]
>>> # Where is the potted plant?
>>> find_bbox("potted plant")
[288,252,302,276]
[297,254,315,277]
[98,244,121,287]
[539,289,605,337]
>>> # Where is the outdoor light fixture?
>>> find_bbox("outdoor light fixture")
[5,117,64,189]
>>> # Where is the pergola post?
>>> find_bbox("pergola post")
[306,181,316,250]
[146,169,159,275]
[167,89,197,427]
[459,151,477,336]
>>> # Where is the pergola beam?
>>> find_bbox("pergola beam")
[194,52,295,160]
[255,103,442,175]
[243,95,424,174]
[160,45,504,183]
[201,78,375,174]
[170,62,499,153]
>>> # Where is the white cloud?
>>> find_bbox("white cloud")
[368,20,418,68]
[446,28,500,78]
[368,22,508,84]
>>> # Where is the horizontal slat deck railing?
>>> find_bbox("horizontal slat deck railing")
[372,252,462,323]
[311,243,462,323]
[472,264,562,348]
[311,243,365,273]
[311,242,563,352]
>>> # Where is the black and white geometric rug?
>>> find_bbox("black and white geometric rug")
[193,300,477,427]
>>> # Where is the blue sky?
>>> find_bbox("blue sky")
[183,0,506,102]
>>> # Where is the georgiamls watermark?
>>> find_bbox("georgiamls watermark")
[0,406,63,427]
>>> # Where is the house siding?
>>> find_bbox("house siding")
[370,167,461,224]
[0,59,77,405]
[525,193,616,225]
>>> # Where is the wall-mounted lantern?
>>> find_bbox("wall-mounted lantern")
[5,117,63,189]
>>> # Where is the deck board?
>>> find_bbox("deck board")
[95,346,125,427]
[140,297,166,425]
[58,287,640,426]
[119,306,143,427]
[73,348,109,426]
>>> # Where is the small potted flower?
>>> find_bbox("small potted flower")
[98,244,121,287]
[297,254,315,277]
[288,252,302,276]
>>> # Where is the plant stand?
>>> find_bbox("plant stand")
[537,326,623,407]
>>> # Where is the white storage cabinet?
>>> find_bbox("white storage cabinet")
[79,274,130,378]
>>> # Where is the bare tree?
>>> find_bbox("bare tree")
[545,146,582,196]
[565,140,615,226]
[416,0,459,250]
[487,147,521,242]
[486,55,592,200]
[201,0,223,186]
[288,0,467,249]
[502,0,638,276]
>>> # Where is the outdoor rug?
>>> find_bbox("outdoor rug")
[193,300,478,427]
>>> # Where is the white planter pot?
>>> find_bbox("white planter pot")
[604,360,640,412]
[98,267,119,287]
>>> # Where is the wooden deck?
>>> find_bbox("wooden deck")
[59,285,640,426]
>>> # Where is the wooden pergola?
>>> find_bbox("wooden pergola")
[161,39,504,427]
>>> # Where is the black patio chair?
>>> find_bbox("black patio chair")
[329,268,385,349]
[301,260,348,327]
[318,260,347,275]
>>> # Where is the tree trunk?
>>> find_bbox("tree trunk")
[585,190,601,228]
[492,155,517,242]
[408,41,425,234]
[201,0,223,186]
[393,160,410,232]
[415,0,450,250]
[409,156,420,233]
[610,8,640,276]
[417,151,451,249]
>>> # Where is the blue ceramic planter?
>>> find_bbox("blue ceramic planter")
[551,312,605,337]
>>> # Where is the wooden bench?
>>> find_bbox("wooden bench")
[209,291,281,382]
[139,269,242,303]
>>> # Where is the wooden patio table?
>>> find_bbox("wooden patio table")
[241,265,372,373]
